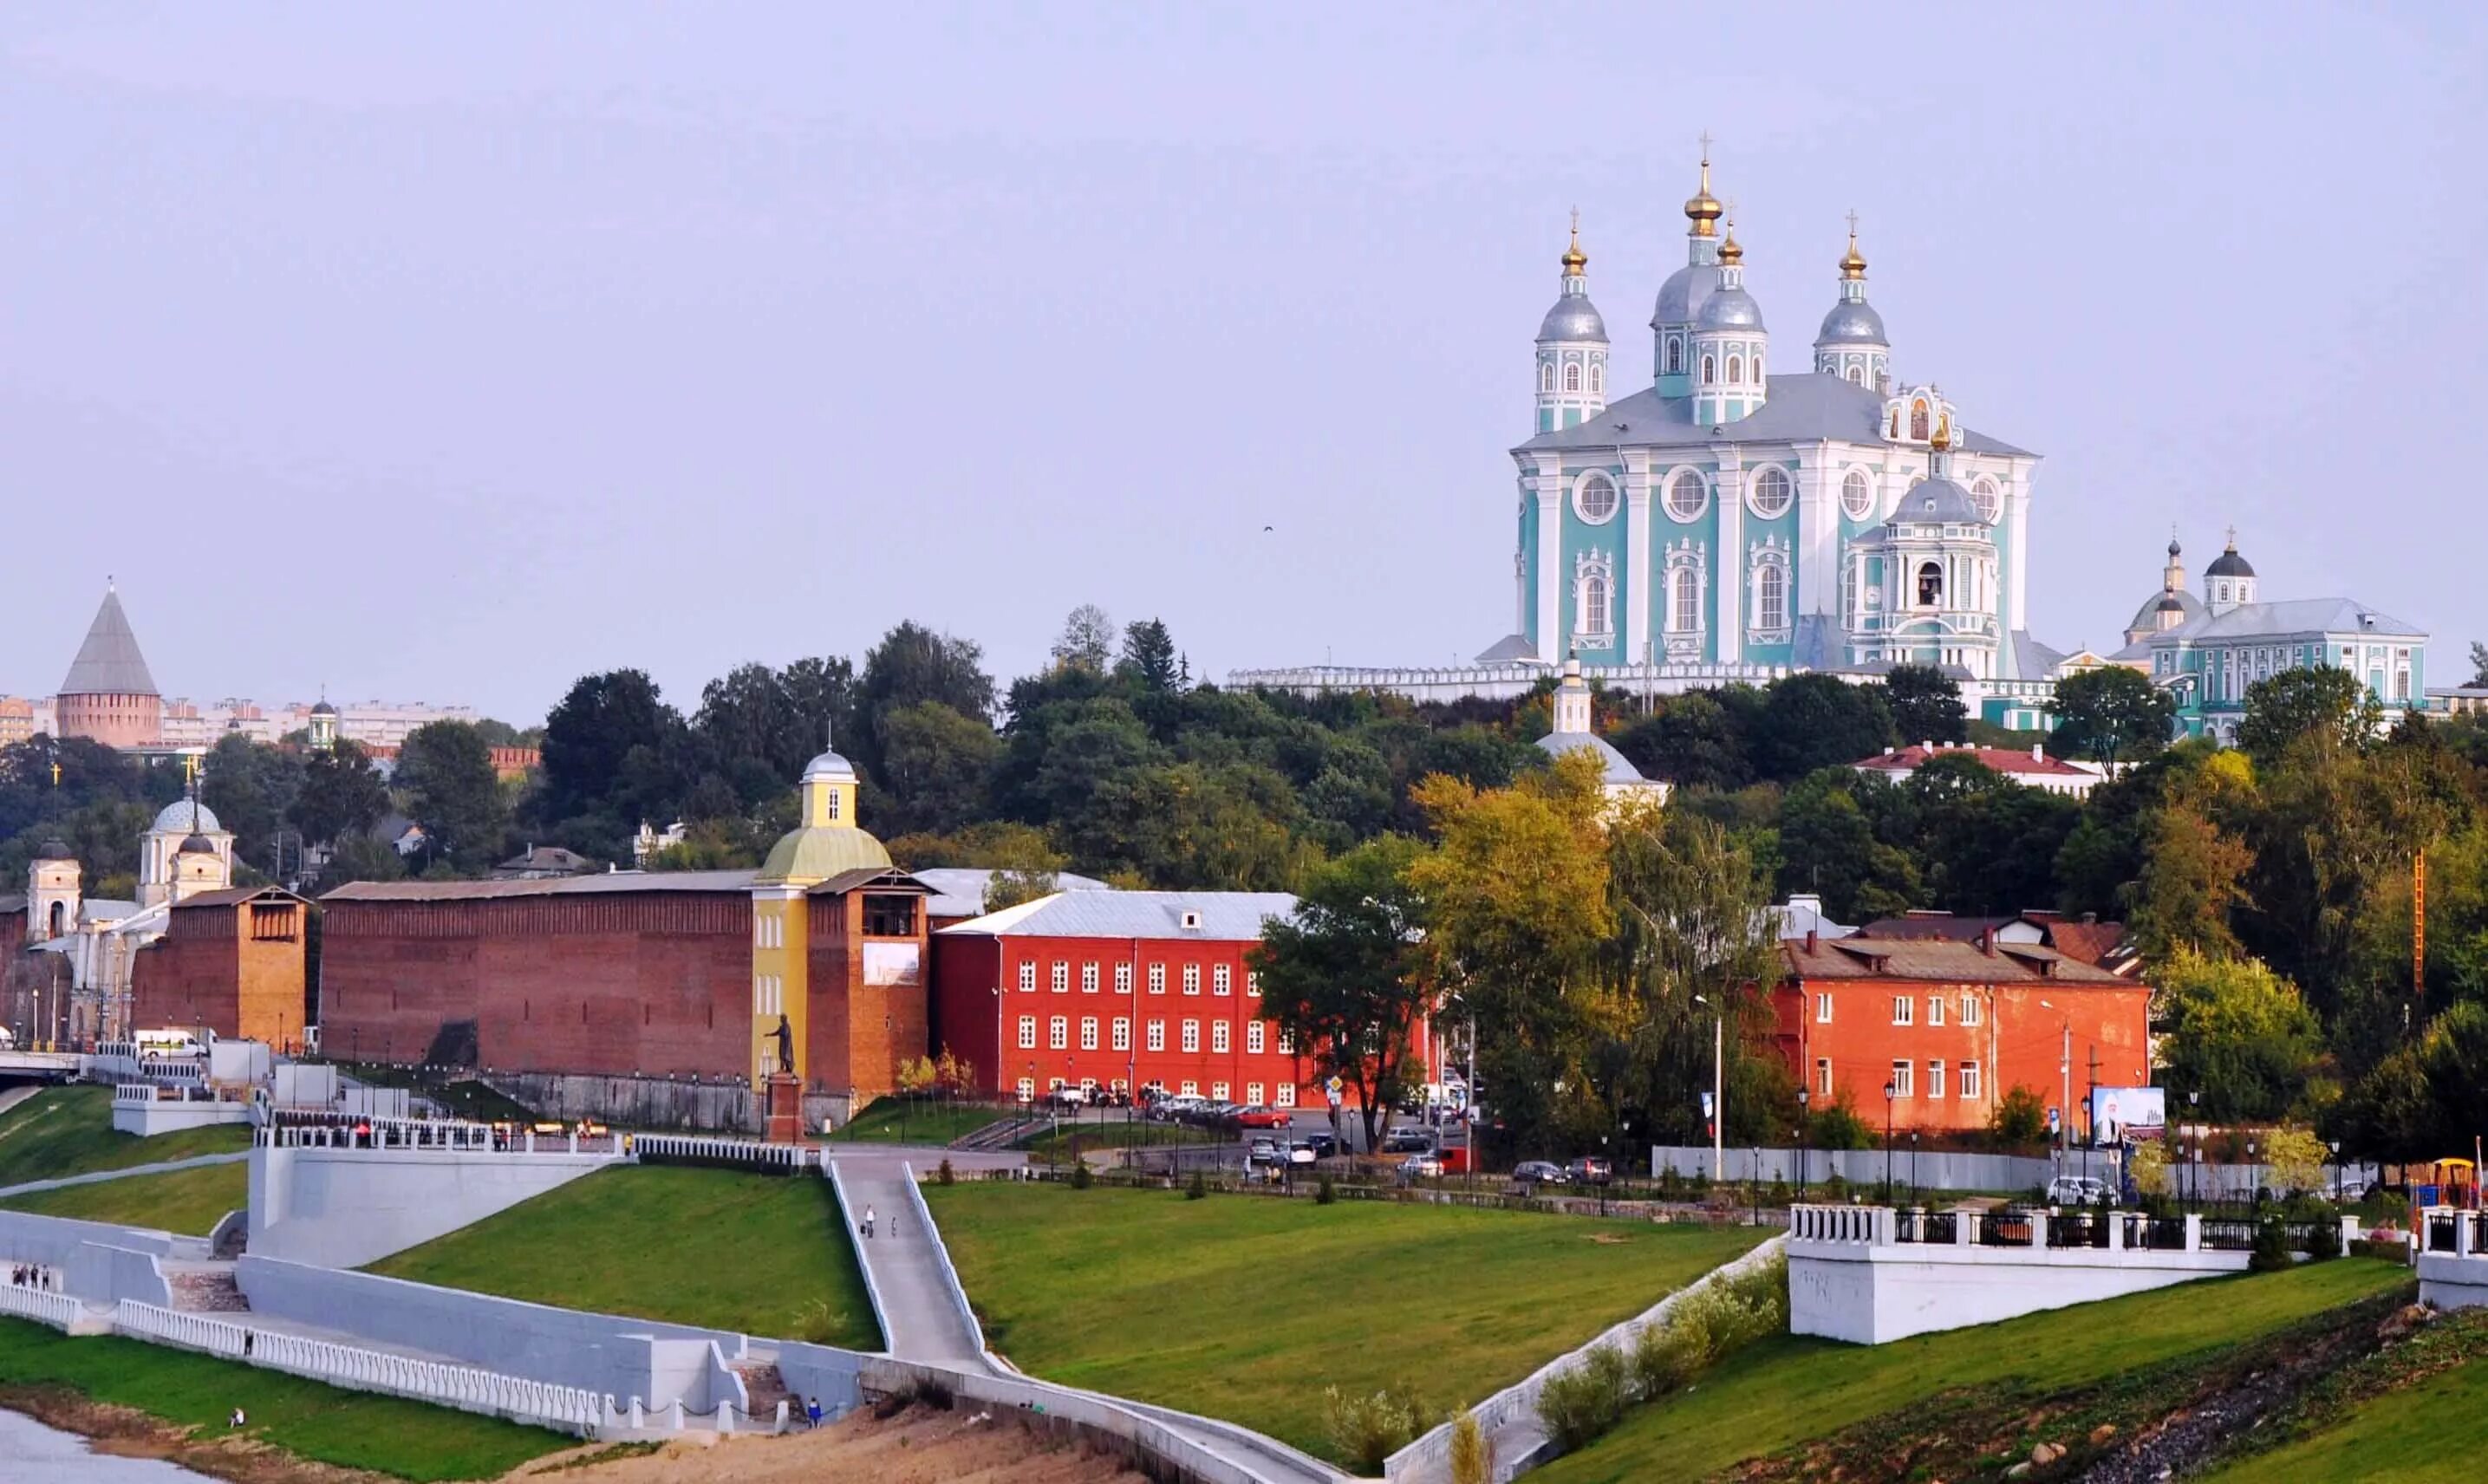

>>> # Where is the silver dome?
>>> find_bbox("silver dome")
[1695,285,1765,332]
[1651,262,1723,328]
[2126,587,2204,634]
[1816,299,1887,346]
[1890,478,1985,526]
[1538,293,1608,343]
[151,798,222,835]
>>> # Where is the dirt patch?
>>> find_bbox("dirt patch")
[501,1402,1155,1484]
[1585,1233,1632,1245]
[1,1386,393,1484]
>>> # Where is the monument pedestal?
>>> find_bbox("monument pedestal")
[763,1073,804,1145]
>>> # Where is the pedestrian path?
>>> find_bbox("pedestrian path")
[0,1151,250,1201]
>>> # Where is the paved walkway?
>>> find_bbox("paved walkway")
[0,1151,251,1201]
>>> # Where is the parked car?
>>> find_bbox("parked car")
[2046,1175,2109,1207]
[1513,1160,1569,1185]
[1247,1136,1286,1164]
[1565,1156,1613,1185]
[1401,1153,1444,1179]
[1299,1133,1340,1160]
[1233,1105,1288,1129]
[1284,1141,1319,1165]
[1381,1128,1435,1155]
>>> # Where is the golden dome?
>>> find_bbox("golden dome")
[1683,146,1723,238]
[1561,209,1587,275]
[1929,413,1953,452]
[1716,220,1743,265]
[1840,228,1867,280]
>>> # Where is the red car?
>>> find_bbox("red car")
[1233,1105,1289,1129]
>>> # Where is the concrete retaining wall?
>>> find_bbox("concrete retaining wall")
[896,1160,987,1355]
[63,1242,173,1309]
[0,1209,192,1272]
[235,1256,749,1410]
[111,1098,253,1136]
[246,1144,620,1268]
[820,1164,892,1352]
[773,1339,869,1419]
[857,1355,1276,1484]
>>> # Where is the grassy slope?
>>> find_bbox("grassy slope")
[824,1097,1010,1145]
[0,1317,568,1481]
[1535,1259,2413,1483]
[368,1164,880,1350]
[0,1086,251,1185]
[924,1181,1762,1461]
[0,1160,246,1235]
[2198,1342,2488,1483]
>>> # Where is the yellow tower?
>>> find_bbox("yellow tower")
[748,744,891,1088]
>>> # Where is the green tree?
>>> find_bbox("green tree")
[1775,770,1919,923]
[2237,666,2381,763]
[198,734,305,869]
[1908,758,2082,916]
[2153,948,2322,1123]
[1253,836,1435,1151]
[1117,618,1182,695]
[2048,666,2174,771]
[289,739,390,848]
[396,721,508,874]
[862,622,995,727]
[1752,674,1893,784]
[2470,641,2488,688]
[872,701,1001,837]
[1050,604,1116,674]
[2126,799,2253,960]
[695,659,857,804]
[1885,664,1968,746]
[538,669,691,830]
[1612,691,1750,791]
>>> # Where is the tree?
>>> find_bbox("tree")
[2261,1125,2327,1197]
[198,735,305,869]
[395,721,507,874]
[2471,641,2488,689]
[2152,948,2322,1123]
[861,622,995,726]
[1117,618,1182,695]
[1752,674,1893,784]
[1612,692,1750,791]
[290,739,390,848]
[1253,836,1435,1152]
[1775,770,1920,923]
[873,702,1001,837]
[1051,605,1116,674]
[2238,666,2383,762]
[1885,664,1968,746]
[2126,800,2253,961]
[1987,1085,2048,1152]
[696,659,856,803]
[538,670,691,829]
[2048,667,2174,771]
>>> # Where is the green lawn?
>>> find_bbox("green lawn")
[2198,1356,2488,1483]
[1016,1120,1224,1160]
[823,1097,1013,1145]
[0,1317,570,1481]
[922,1181,1763,1462]
[0,1160,246,1235]
[368,1164,880,1349]
[0,1086,251,1186]
[1535,1259,2414,1483]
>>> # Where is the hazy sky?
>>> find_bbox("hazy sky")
[5,3,2483,723]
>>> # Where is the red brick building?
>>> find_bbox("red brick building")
[129,887,311,1051]
[1773,932,2150,1136]
[932,891,1325,1108]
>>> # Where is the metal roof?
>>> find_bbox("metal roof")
[1534,729,1647,785]
[322,869,760,903]
[1783,935,2133,986]
[2159,598,2425,644]
[60,588,159,697]
[939,889,1299,942]
[168,885,310,911]
[1514,374,2032,458]
[911,867,1111,921]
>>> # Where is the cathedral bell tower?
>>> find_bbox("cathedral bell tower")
[1690,220,1768,427]
[1652,140,1726,398]
[29,840,81,943]
[1533,212,1609,433]
[1813,217,1891,388]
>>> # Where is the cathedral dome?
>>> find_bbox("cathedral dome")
[1652,262,1722,329]
[179,833,218,856]
[1892,478,1984,525]
[758,824,890,883]
[1816,299,1886,346]
[2205,543,2256,579]
[1538,294,1608,343]
[799,748,857,784]
[1534,729,1647,787]
[151,799,222,835]
[2128,587,2204,633]
[1695,285,1765,332]
[309,699,337,717]
[37,839,74,861]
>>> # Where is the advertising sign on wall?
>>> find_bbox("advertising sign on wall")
[862,942,922,987]
[2088,1086,2166,1145]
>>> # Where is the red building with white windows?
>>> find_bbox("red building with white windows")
[930,891,1326,1108]
[1772,929,2151,1136]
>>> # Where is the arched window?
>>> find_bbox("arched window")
[1578,570,1611,636]
[48,901,65,937]
[1749,466,1793,519]
[1573,472,1619,524]
[1540,362,1554,393]
[1564,363,1581,393]
[1917,561,1944,608]
[1888,409,1902,438]
[1701,354,1716,384]
[1755,560,1788,631]
[1670,565,1701,632]
[1664,338,1683,375]
[1753,355,1764,381]
[1666,469,1708,521]
[1841,468,1874,521]
[1846,364,1864,386]
[1910,400,1931,441]
[1726,355,1743,385]
[1588,363,1603,394]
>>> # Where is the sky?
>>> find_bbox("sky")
[3,3,2484,724]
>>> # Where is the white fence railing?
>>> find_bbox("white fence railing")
[632,1134,813,1174]
[115,1302,603,1435]
[897,1161,987,1354]
[0,1280,82,1331]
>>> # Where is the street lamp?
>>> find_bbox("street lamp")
[2039,999,2073,1179]
[1692,993,1724,1183]
[1795,1087,1811,1201]
[2246,1140,2258,1209]
[1910,1129,1920,1205]
[2188,1090,2200,1212]
[1882,1080,1897,1201]
[2328,1140,2342,1204]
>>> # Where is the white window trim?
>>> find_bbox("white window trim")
[1213,964,1233,996]
[1814,992,1833,1025]
[1182,1019,1201,1053]
[1212,1021,1231,1054]
[1891,1059,1914,1097]
[1927,1060,1944,1098]
[1572,470,1621,526]
[1960,1060,1983,1100]
[1112,1018,1130,1051]
[1247,1021,1266,1054]
[1019,1015,1037,1051]
[1892,996,1914,1026]
[1662,465,1711,524]
[1146,1020,1166,1052]
[1182,965,1201,996]
[1079,1016,1099,1051]
[1746,464,1794,521]
[1840,465,1878,522]
[1927,996,1945,1027]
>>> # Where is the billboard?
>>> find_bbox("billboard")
[862,943,922,987]
[2088,1086,2166,1145]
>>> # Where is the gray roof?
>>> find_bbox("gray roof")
[323,869,761,902]
[1887,478,1985,525]
[1651,261,1723,328]
[2127,587,2205,635]
[2012,630,2070,680]
[1516,374,2032,457]
[1473,633,1541,664]
[1816,298,1887,346]
[2205,547,2256,579]
[1694,284,1764,331]
[939,889,1299,941]
[911,866,1110,921]
[60,589,158,697]
[2157,598,2426,644]
[1534,729,1646,785]
[1538,292,1608,343]
[150,799,222,835]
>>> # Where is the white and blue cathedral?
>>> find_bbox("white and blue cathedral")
[1487,154,2055,719]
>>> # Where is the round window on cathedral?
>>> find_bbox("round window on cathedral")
[1665,469,1709,522]
[1972,478,2002,524]
[1841,468,1875,521]
[1749,466,1794,520]
[1573,472,1619,524]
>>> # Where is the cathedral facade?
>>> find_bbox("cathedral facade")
[1500,153,2053,705]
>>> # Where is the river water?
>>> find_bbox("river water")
[0,1406,213,1481]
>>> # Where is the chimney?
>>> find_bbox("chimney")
[2081,911,2097,925]
[1920,739,1933,752]
[2032,742,2044,761]
[1979,925,1996,956]
[1806,928,1819,954]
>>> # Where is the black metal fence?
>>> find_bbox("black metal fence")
[1893,1210,1957,1244]
[2199,1218,2259,1252]
[2047,1212,2111,1249]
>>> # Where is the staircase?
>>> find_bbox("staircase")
[954,1114,1045,1151]
[166,1267,251,1313]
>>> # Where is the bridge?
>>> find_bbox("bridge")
[0,1050,84,1082]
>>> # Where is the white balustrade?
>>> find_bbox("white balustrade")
[0,1281,83,1331]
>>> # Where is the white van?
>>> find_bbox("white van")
[134,1028,209,1060]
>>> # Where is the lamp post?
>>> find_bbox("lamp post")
[1599,1134,1611,1218]
[1795,1087,1811,1201]
[1910,1129,1920,1206]
[2039,999,2072,1181]
[2188,1090,2200,1213]
[1882,1080,1897,1201]
[2246,1140,2258,1210]
[1692,993,1724,1183]
[2328,1139,2342,1205]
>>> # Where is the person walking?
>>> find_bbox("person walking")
[861,1204,876,1239]
[805,1396,824,1429]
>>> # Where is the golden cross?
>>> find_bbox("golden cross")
[49,761,61,787]
[182,755,200,786]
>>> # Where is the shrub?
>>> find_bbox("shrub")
[1069,1160,1093,1190]
[2249,1217,2294,1272]
[1316,1174,1338,1205]
[1448,1408,1494,1484]
[2303,1215,2342,1261]
[1987,1086,2049,1151]
[1632,1253,1788,1399]
[1323,1385,1426,1474]
[1536,1343,1630,1452]
[1808,1096,1876,1151]
[936,1157,955,1186]
[1185,1170,1208,1201]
